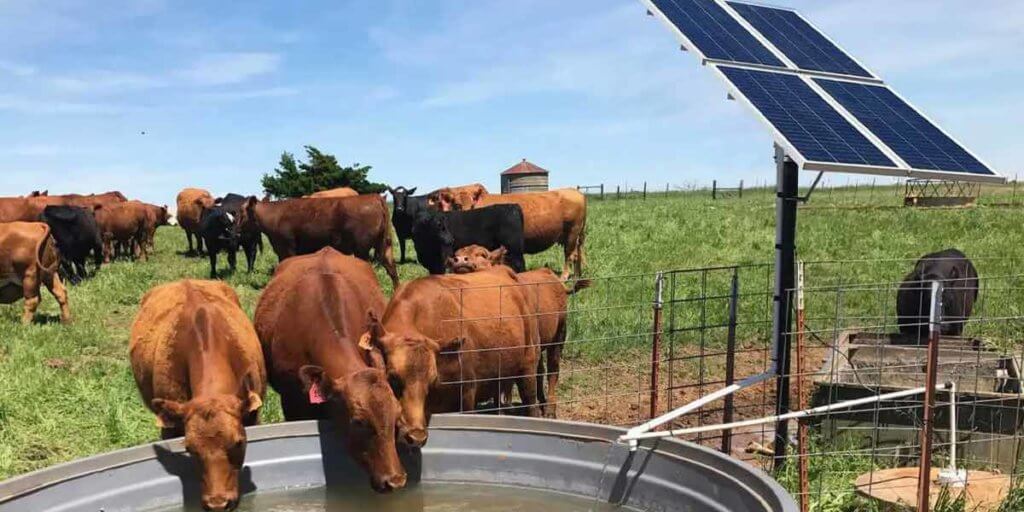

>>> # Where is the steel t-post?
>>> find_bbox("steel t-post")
[773,145,799,470]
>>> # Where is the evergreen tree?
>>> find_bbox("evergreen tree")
[261,145,387,198]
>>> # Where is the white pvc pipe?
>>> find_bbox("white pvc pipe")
[620,383,952,443]
[949,381,957,472]
[624,371,775,446]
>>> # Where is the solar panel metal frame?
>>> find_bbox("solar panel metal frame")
[639,0,1005,184]
[709,65,1005,183]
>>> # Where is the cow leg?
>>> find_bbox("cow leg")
[514,372,542,418]
[42,270,71,324]
[21,265,41,325]
[227,247,237,273]
[208,250,219,279]
[244,242,256,273]
[102,238,113,264]
[460,386,478,413]
[545,340,564,419]
[398,237,407,263]
[562,220,586,280]
[382,245,400,290]
[185,230,195,255]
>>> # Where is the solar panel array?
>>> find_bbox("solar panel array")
[642,0,1001,181]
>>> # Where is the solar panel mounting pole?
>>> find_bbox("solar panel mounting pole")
[772,145,799,471]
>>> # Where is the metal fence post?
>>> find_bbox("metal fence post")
[739,180,744,198]
[721,268,740,455]
[600,183,605,200]
[713,180,718,200]
[917,281,943,512]
[795,262,809,512]
[650,272,665,420]
[643,181,648,200]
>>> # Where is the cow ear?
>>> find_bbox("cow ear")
[408,187,417,195]
[298,365,333,400]
[239,375,263,413]
[490,247,508,264]
[246,196,258,211]
[363,310,390,352]
[437,337,464,354]
[151,399,186,428]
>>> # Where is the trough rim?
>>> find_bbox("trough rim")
[0,415,796,511]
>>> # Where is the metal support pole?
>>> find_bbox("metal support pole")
[601,184,605,200]
[773,146,799,470]
[721,269,739,455]
[713,180,718,200]
[917,281,943,512]
[650,272,665,420]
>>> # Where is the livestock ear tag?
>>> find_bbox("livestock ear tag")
[358,332,373,351]
[308,385,327,405]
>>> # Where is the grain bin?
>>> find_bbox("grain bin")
[500,159,549,193]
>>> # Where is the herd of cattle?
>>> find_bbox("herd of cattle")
[0,183,591,511]
[0,182,982,511]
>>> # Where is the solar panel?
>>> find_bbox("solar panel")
[815,79,995,176]
[718,66,895,167]
[648,0,784,67]
[727,2,874,79]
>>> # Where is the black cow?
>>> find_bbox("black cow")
[198,205,239,279]
[387,186,427,264]
[39,205,103,283]
[216,193,263,272]
[411,204,526,275]
[896,248,979,342]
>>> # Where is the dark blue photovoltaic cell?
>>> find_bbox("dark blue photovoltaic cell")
[650,0,784,67]
[728,2,873,78]
[815,79,994,175]
[719,67,895,167]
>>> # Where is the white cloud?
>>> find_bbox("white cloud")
[49,71,165,93]
[0,60,36,77]
[176,52,281,86]
[0,95,128,115]
[193,86,298,101]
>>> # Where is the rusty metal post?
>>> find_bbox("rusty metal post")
[721,268,740,455]
[795,262,809,512]
[917,281,943,512]
[649,272,665,420]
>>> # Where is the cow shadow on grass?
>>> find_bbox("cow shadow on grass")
[30,313,63,325]
[153,444,256,512]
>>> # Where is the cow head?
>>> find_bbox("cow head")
[411,211,455,274]
[362,311,463,447]
[150,378,262,512]
[446,245,507,274]
[298,365,407,493]
[156,205,171,226]
[233,197,259,239]
[388,186,417,215]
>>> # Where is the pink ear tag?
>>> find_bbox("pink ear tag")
[309,385,327,405]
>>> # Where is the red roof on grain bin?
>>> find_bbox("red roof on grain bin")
[501,159,549,176]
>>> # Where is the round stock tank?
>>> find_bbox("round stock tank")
[0,416,796,512]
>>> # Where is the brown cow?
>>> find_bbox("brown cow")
[0,222,71,324]
[236,195,399,288]
[0,198,39,223]
[446,245,589,417]
[431,187,587,280]
[0,192,128,223]
[95,201,149,262]
[130,280,266,512]
[136,201,171,251]
[254,248,406,492]
[176,188,215,255]
[63,191,128,210]
[307,187,358,198]
[362,266,541,447]
[426,183,487,210]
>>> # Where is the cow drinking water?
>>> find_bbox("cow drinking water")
[129,280,266,512]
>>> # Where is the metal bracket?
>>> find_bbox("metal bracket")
[795,172,824,203]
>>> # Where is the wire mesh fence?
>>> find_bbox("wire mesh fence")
[435,253,1024,510]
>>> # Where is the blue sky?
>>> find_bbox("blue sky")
[1,0,1021,205]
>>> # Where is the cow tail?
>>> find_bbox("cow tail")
[376,195,393,265]
[35,224,56,272]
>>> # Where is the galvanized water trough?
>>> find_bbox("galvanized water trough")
[0,415,796,512]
